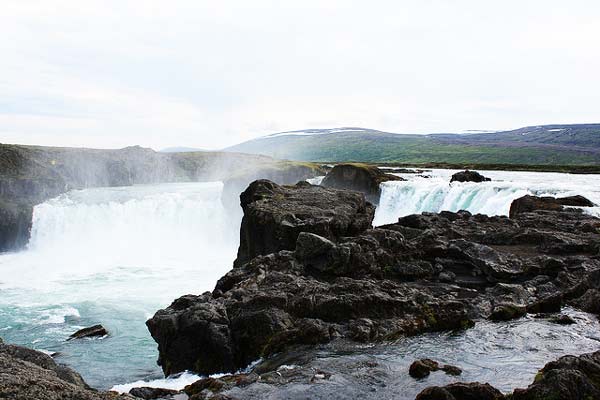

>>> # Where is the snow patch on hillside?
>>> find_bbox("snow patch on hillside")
[259,128,369,139]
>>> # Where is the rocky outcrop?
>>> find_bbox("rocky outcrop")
[509,194,596,218]
[416,350,600,400]
[571,288,600,315]
[147,180,600,378]
[450,170,491,183]
[511,351,600,399]
[321,163,403,203]
[235,180,375,266]
[0,341,132,399]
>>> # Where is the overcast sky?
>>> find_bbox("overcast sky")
[1,1,599,150]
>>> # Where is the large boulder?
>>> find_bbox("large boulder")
[235,180,375,266]
[450,170,491,183]
[0,342,132,399]
[320,163,403,203]
[509,194,596,218]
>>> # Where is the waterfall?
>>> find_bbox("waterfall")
[0,181,239,292]
[373,170,600,226]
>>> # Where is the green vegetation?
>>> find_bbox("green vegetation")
[372,162,600,174]
[226,124,600,166]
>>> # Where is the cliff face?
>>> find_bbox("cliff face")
[147,181,600,377]
[0,144,322,252]
[0,202,33,251]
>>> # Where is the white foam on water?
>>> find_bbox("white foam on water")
[37,306,80,325]
[111,371,202,393]
[374,169,600,226]
[307,175,325,185]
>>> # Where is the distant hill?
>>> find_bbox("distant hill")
[224,124,600,165]
[160,146,204,153]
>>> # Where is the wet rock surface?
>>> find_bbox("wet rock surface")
[509,194,596,218]
[128,387,180,399]
[321,163,403,203]
[416,350,600,400]
[0,342,133,400]
[409,359,462,379]
[416,382,504,400]
[511,350,600,399]
[449,170,491,183]
[235,180,375,266]
[68,324,109,340]
[147,181,600,383]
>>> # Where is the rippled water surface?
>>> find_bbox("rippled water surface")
[222,309,600,399]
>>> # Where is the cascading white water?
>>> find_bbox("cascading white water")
[373,169,600,226]
[1,182,238,293]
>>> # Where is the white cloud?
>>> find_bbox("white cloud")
[1,0,599,150]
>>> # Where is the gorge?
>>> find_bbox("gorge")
[1,155,600,399]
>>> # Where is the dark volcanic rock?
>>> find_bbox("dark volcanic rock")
[128,387,179,399]
[410,359,440,379]
[0,342,131,399]
[450,170,491,183]
[321,163,403,203]
[0,201,33,251]
[549,314,576,325]
[148,180,600,378]
[235,179,375,266]
[571,288,600,315]
[68,324,108,340]
[511,351,600,399]
[417,350,600,400]
[509,194,596,218]
[416,382,504,399]
[409,359,462,379]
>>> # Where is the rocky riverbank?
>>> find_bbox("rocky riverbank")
[146,178,600,398]
[0,338,134,400]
